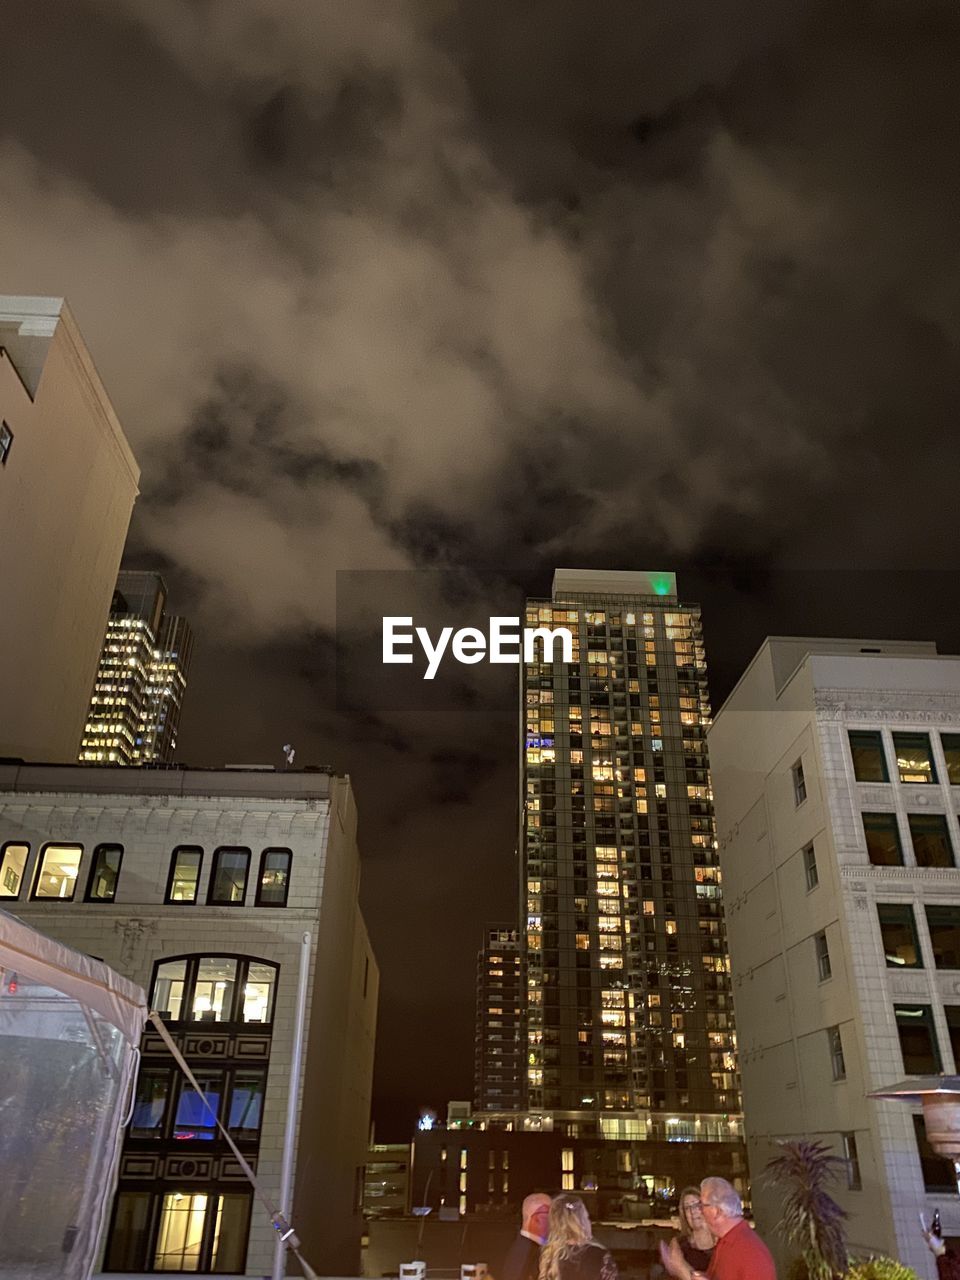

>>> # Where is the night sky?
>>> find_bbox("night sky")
[3,0,960,1139]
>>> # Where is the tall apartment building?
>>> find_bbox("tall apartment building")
[474,925,523,1111]
[708,636,960,1275]
[519,569,742,1202]
[80,570,194,765]
[0,762,378,1276]
[0,295,140,762]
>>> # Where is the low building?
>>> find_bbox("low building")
[411,1103,746,1221]
[363,1144,411,1218]
[708,636,960,1275]
[0,762,378,1276]
[0,295,139,764]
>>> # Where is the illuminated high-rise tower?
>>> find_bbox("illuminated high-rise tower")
[521,570,740,1142]
[80,570,193,765]
[474,924,524,1111]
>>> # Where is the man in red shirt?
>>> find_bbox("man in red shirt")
[660,1177,777,1280]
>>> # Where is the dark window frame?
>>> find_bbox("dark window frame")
[894,1003,942,1074]
[207,846,252,906]
[878,903,923,968]
[104,1187,252,1274]
[926,906,960,970]
[0,840,29,899]
[815,930,832,982]
[942,734,960,786]
[908,813,955,869]
[164,846,203,905]
[84,843,124,902]
[862,812,904,866]
[0,420,12,466]
[29,842,84,902]
[828,1025,846,1081]
[792,758,807,806]
[849,730,890,783]
[254,847,292,908]
[842,1132,862,1191]
[803,842,819,891]
[147,953,280,1027]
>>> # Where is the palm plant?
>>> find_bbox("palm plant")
[765,1139,850,1280]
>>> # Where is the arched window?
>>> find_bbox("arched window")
[150,954,278,1025]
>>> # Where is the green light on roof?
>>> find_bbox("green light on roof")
[651,575,672,596]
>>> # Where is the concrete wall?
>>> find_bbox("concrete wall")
[0,300,139,762]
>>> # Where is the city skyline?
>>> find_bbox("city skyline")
[3,0,960,1151]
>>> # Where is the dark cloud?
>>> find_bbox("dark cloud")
[3,0,960,1131]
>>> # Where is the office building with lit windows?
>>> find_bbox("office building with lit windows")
[709,637,960,1275]
[518,569,744,1209]
[475,926,524,1111]
[80,570,194,765]
[0,295,139,763]
[0,762,378,1276]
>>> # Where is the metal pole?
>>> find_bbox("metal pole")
[272,931,312,1280]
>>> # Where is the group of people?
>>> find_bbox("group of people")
[501,1178,776,1280]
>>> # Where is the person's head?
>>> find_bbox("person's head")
[523,1193,552,1243]
[546,1195,592,1247]
[698,1178,743,1238]
[678,1186,707,1238]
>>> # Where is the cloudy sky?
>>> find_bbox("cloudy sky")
[4,0,960,1135]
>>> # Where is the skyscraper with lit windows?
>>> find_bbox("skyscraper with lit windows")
[474,925,524,1111]
[80,570,193,765]
[520,570,740,1169]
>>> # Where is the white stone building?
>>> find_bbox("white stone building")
[0,762,378,1277]
[708,637,960,1276]
[0,296,140,763]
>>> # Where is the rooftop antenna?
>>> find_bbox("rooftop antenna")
[281,743,295,770]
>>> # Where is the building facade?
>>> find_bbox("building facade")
[518,569,742,1210]
[474,926,523,1112]
[708,637,960,1275]
[0,762,378,1276]
[0,295,140,763]
[80,571,194,765]
[412,1107,744,1221]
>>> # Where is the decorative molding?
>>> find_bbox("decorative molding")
[815,689,960,724]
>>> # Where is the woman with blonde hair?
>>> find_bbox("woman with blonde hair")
[673,1187,714,1272]
[538,1195,618,1280]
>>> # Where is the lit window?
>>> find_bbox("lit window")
[255,849,292,908]
[894,732,937,784]
[0,842,28,898]
[207,847,251,905]
[173,1070,222,1140]
[32,844,82,900]
[193,958,238,1022]
[848,731,890,782]
[86,844,123,902]
[166,847,203,903]
[153,959,187,1021]
[130,1069,172,1138]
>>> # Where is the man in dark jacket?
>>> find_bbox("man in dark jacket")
[501,1193,551,1280]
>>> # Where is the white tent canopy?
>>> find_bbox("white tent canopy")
[0,908,148,1279]
[0,907,146,1044]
